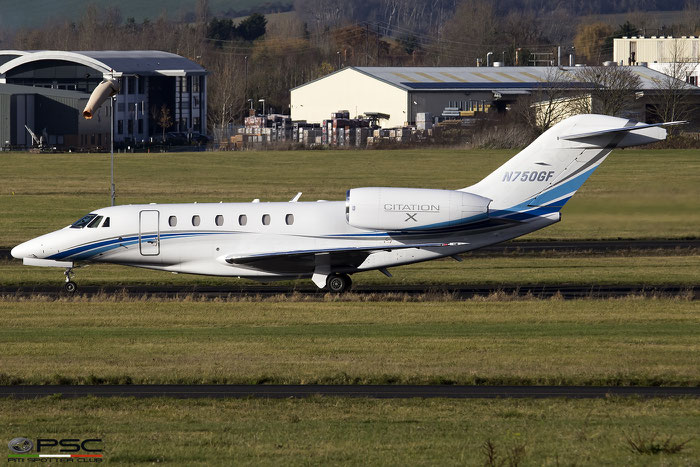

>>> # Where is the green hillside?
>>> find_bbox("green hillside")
[1,0,290,31]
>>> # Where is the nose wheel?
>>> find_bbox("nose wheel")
[64,267,77,294]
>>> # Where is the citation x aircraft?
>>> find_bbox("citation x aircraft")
[11,114,680,293]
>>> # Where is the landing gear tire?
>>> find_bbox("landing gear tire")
[326,274,352,293]
[63,267,77,294]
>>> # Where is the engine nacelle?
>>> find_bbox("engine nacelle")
[346,187,491,231]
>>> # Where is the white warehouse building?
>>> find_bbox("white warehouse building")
[613,36,700,85]
[291,66,563,127]
[290,66,691,127]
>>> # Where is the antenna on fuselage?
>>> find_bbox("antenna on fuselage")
[289,192,302,202]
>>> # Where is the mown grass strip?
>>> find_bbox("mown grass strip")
[0,397,697,465]
[0,299,697,386]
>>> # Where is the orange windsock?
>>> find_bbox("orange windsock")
[83,79,120,119]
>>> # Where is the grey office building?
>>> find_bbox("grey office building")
[0,50,207,148]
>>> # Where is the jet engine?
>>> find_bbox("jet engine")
[346,187,490,231]
[83,79,120,119]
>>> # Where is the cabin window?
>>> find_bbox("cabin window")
[169,216,177,227]
[238,214,247,226]
[70,213,97,229]
[262,214,271,225]
[102,217,110,227]
[87,215,103,228]
[215,215,224,226]
[192,215,201,226]
[285,214,294,225]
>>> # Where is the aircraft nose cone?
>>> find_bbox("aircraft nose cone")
[10,243,28,259]
[11,240,37,260]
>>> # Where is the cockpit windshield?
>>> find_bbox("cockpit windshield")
[87,215,104,228]
[70,213,97,229]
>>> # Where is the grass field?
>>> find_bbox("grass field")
[0,397,697,465]
[1,149,699,247]
[2,148,698,466]
[1,298,697,386]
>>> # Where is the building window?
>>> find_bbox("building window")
[285,214,294,225]
[138,119,143,134]
[238,214,247,226]
[169,216,177,227]
[262,214,271,225]
[127,119,133,134]
[193,117,200,131]
[192,76,200,93]
[215,215,224,226]
[128,76,135,94]
[138,77,145,94]
[192,215,200,226]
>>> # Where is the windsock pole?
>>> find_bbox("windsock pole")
[110,94,115,206]
[82,74,120,205]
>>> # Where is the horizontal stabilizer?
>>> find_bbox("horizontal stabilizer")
[559,121,687,140]
[226,242,467,265]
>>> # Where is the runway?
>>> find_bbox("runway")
[3,284,697,299]
[2,385,698,399]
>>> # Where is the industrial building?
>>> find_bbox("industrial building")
[0,50,207,149]
[290,65,697,128]
[613,36,700,85]
[0,83,108,149]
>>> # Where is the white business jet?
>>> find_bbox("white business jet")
[11,114,679,293]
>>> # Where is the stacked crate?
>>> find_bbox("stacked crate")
[416,112,433,131]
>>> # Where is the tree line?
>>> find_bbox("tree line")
[2,0,699,134]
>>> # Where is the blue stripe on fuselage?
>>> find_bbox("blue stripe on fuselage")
[47,231,230,260]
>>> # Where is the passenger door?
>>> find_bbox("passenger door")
[139,210,160,256]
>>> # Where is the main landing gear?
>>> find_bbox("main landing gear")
[326,273,352,293]
[64,267,77,294]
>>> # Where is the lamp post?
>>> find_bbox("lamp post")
[337,51,341,70]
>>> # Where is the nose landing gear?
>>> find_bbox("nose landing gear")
[64,267,77,294]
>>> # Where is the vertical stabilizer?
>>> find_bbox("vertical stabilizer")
[461,114,669,220]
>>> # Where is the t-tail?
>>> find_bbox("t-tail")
[462,114,683,221]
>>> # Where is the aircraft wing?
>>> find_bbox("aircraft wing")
[225,242,466,266]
